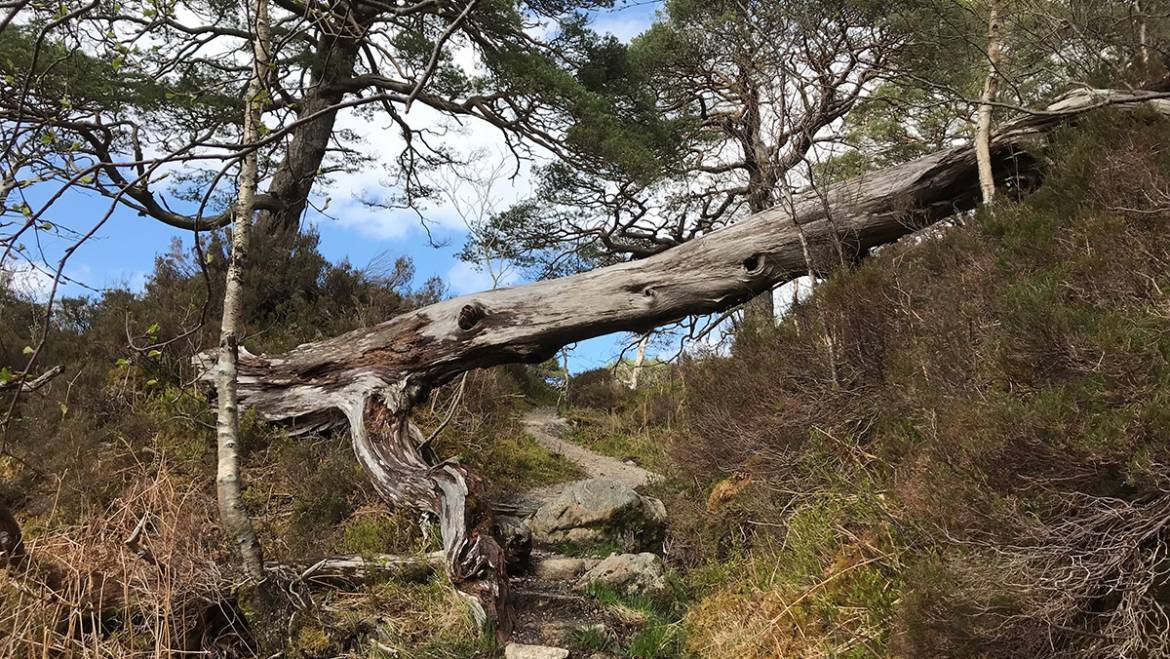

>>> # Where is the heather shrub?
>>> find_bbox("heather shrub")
[674,115,1170,657]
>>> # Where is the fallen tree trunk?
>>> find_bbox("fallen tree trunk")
[196,89,1170,640]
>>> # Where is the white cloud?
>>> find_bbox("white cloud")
[328,200,417,240]
[2,261,55,301]
[322,100,542,244]
[446,260,518,295]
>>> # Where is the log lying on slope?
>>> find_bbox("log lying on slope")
[196,89,1170,640]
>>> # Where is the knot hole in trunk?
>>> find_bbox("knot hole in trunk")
[458,303,486,330]
[743,253,765,275]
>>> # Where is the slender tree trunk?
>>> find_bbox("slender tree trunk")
[214,0,270,581]
[560,348,570,409]
[976,0,1005,204]
[628,333,649,390]
[1137,1,1150,75]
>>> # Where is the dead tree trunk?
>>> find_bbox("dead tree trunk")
[195,89,1170,639]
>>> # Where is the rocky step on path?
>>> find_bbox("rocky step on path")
[504,409,670,659]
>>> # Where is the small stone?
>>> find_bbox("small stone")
[504,643,570,659]
[577,552,667,596]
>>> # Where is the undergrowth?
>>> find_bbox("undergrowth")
[0,229,564,656]
[665,113,1170,657]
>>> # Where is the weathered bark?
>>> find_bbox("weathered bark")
[976,0,1005,203]
[214,0,269,581]
[1137,0,1150,75]
[196,89,1170,638]
[357,396,511,637]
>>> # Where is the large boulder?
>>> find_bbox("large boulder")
[576,552,667,597]
[529,479,666,551]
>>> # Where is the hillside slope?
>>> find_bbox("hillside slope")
[3,115,1170,658]
[654,113,1170,658]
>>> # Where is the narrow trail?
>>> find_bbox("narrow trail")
[520,407,660,499]
[507,408,665,652]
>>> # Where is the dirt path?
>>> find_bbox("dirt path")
[521,407,660,497]
[508,408,664,653]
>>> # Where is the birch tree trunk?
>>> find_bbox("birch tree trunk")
[195,89,1170,639]
[214,0,270,581]
[1137,0,1150,75]
[976,0,1005,203]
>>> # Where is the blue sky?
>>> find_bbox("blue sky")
[11,1,662,372]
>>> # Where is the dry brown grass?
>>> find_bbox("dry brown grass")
[0,457,242,657]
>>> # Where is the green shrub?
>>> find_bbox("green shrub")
[673,115,1170,657]
[568,367,625,410]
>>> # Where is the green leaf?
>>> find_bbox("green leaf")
[145,379,158,386]
[0,367,11,384]
[147,349,162,359]
[146,322,160,335]
[59,403,68,416]
[115,358,130,367]
[21,345,34,355]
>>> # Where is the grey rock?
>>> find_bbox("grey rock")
[504,643,570,659]
[533,555,598,580]
[577,552,667,597]
[529,479,666,551]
